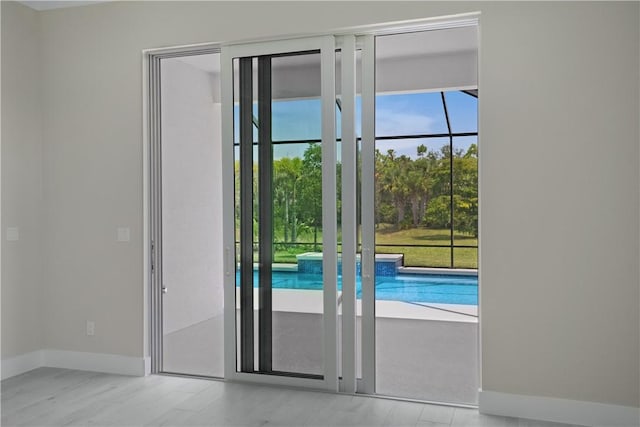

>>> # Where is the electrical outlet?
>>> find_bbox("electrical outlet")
[86,320,95,336]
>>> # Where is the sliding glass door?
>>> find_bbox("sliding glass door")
[217,23,478,402]
[347,28,480,404]
[149,51,224,378]
[221,37,339,389]
[365,27,479,404]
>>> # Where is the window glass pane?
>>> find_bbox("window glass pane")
[160,53,224,377]
[269,49,322,142]
[376,92,448,137]
[375,137,451,268]
[356,96,362,138]
[272,99,321,142]
[233,104,258,144]
[271,142,323,263]
[374,24,479,407]
[444,91,477,133]
[270,52,324,377]
[336,102,342,139]
[232,57,259,144]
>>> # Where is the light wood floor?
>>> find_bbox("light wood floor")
[1,368,577,427]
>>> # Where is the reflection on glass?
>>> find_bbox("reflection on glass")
[160,53,224,378]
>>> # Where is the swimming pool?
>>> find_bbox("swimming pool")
[237,271,478,305]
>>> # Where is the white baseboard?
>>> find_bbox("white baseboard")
[1,349,149,379]
[479,390,640,427]
[1,350,44,380]
[143,355,151,375]
[45,350,148,376]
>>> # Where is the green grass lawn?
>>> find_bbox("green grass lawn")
[270,225,477,269]
[375,224,477,268]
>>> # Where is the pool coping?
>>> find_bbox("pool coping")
[247,263,478,277]
[398,266,477,276]
[236,288,478,324]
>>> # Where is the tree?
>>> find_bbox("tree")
[407,145,437,227]
[273,156,302,244]
[377,149,412,229]
[298,144,323,249]
[452,144,478,236]
[425,194,451,228]
[424,144,478,237]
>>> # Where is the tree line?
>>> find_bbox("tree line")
[235,142,478,245]
[376,143,478,236]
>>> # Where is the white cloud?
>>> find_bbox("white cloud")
[376,108,436,136]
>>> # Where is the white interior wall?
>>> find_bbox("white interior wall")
[0,0,637,418]
[1,1,43,359]
[160,57,223,335]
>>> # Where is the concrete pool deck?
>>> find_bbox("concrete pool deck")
[242,288,478,323]
[163,288,478,404]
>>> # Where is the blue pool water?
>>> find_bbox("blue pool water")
[237,271,478,305]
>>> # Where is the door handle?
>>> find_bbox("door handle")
[162,286,168,294]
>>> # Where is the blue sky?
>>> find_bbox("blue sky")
[235,91,477,159]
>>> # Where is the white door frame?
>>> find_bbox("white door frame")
[337,33,376,395]
[358,33,377,395]
[339,34,358,394]
[144,11,480,396]
[144,46,222,376]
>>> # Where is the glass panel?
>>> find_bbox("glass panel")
[337,137,342,248]
[234,51,326,377]
[374,137,452,268]
[335,49,365,381]
[354,52,364,381]
[273,143,321,263]
[444,91,478,133]
[233,56,255,372]
[374,27,478,405]
[160,53,224,377]
[233,59,259,145]
[272,53,322,142]
[376,92,448,136]
[272,99,322,142]
[233,105,259,144]
[270,52,324,376]
[356,96,362,138]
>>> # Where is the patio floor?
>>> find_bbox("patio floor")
[163,289,478,405]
